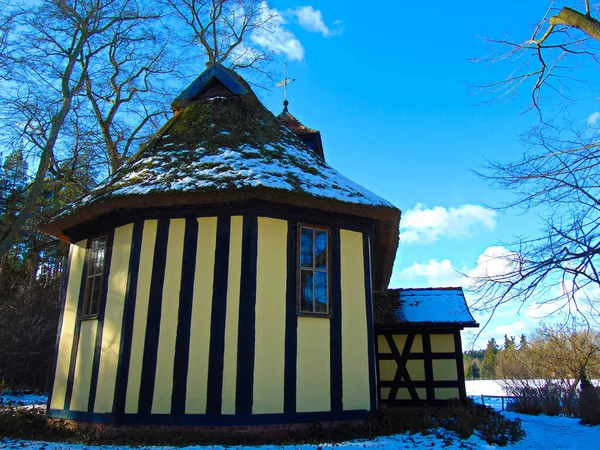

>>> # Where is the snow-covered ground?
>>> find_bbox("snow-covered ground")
[0,392,47,407]
[1,387,598,449]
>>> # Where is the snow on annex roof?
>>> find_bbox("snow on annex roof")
[54,65,395,220]
[374,287,478,327]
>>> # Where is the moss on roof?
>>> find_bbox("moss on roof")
[56,68,396,219]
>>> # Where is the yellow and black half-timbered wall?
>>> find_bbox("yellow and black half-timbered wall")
[45,205,381,426]
[374,288,478,406]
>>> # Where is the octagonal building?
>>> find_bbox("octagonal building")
[41,64,476,428]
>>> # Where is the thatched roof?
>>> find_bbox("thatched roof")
[41,64,401,289]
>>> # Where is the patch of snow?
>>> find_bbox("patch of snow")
[0,392,47,406]
[2,388,599,450]
[0,431,498,450]
[398,289,475,324]
[68,141,394,216]
[466,380,508,397]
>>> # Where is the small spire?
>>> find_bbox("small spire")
[276,62,295,115]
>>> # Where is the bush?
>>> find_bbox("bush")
[0,402,525,447]
[505,381,565,416]
[580,384,600,425]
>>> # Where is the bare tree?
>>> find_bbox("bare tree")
[163,0,278,81]
[478,2,600,116]
[0,2,19,79]
[0,0,160,256]
[471,2,600,324]
[81,2,178,173]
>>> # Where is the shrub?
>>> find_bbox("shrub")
[505,381,564,416]
[0,402,525,447]
[579,383,600,425]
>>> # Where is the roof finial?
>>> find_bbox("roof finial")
[276,62,295,114]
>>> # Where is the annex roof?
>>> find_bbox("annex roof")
[374,287,478,328]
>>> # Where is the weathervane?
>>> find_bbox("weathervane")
[276,62,295,113]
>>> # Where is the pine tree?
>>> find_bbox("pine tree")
[472,361,481,379]
[0,149,28,233]
[504,334,516,351]
[519,334,528,350]
[482,338,499,379]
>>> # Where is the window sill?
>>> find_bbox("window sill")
[80,315,99,321]
[297,311,331,319]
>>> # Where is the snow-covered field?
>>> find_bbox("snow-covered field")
[0,386,598,449]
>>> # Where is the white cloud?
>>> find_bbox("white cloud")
[251,5,304,61]
[465,245,520,285]
[525,281,600,321]
[400,203,496,244]
[398,258,462,287]
[290,6,342,37]
[588,112,600,127]
[493,320,530,337]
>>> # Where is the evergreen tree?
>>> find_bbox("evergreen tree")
[504,334,516,351]
[0,149,28,232]
[466,361,481,379]
[519,334,528,350]
[482,338,499,379]
[472,361,481,379]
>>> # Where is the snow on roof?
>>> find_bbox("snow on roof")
[55,85,395,219]
[374,287,478,327]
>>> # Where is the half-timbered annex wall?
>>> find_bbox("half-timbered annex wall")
[376,328,466,406]
[47,210,378,426]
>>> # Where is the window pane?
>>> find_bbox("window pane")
[300,269,314,312]
[92,276,102,313]
[94,238,106,274]
[315,230,327,269]
[83,277,94,316]
[300,227,313,268]
[315,271,328,313]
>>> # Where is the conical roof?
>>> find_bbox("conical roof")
[41,64,400,289]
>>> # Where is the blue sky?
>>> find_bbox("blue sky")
[253,1,600,347]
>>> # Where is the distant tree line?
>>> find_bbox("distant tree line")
[465,326,600,383]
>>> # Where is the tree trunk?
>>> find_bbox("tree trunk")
[0,95,73,255]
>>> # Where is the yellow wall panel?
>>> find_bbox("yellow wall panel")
[430,334,455,353]
[152,218,185,414]
[406,360,425,381]
[411,335,423,353]
[50,241,86,410]
[252,218,287,414]
[392,335,407,352]
[69,320,98,411]
[390,387,426,401]
[378,360,396,382]
[125,220,157,414]
[94,224,133,413]
[415,387,427,400]
[377,335,390,353]
[297,317,330,412]
[432,359,458,381]
[186,217,217,414]
[396,388,410,400]
[221,216,242,415]
[435,388,460,400]
[380,387,391,400]
[340,229,370,411]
